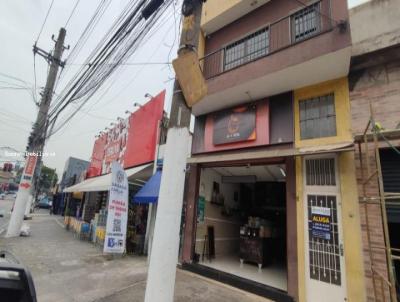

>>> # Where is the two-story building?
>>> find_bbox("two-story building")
[180,1,365,301]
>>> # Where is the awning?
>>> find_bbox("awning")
[187,142,354,164]
[133,170,162,204]
[64,163,152,193]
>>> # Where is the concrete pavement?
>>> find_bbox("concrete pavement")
[0,211,272,302]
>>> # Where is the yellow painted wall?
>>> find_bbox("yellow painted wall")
[294,77,353,148]
[295,153,366,302]
[294,78,365,301]
[338,151,366,302]
[295,157,306,302]
[201,0,242,27]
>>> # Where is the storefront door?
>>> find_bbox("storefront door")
[303,155,347,302]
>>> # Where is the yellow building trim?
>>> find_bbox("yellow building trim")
[338,151,366,302]
[295,152,366,302]
[295,157,306,302]
[294,77,352,148]
[201,0,242,27]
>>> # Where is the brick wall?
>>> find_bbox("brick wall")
[350,60,400,301]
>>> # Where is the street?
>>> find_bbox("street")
[0,210,271,302]
[0,196,14,236]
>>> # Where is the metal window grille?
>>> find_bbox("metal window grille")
[300,93,336,140]
[292,2,321,42]
[305,158,336,186]
[224,28,269,71]
[307,194,341,285]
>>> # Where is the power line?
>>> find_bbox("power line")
[36,0,56,43]
[0,72,31,85]
[65,0,81,28]
[46,0,175,137]
[85,6,178,113]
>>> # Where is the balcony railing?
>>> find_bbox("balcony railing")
[200,0,333,80]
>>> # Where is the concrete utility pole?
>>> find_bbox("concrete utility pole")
[144,1,203,301]
[6,28,66,237]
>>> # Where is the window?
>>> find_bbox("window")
[299,93,336,139]
[292,2,321,42]
[224,28,269,71]
[305,158,336,186]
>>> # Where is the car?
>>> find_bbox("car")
[37,197,52,209]
[0,193,5,200]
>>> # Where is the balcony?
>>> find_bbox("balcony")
[193,0,352,116]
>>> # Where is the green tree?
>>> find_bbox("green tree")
[38,166,58,193]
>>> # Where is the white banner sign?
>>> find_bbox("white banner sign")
[103,161,128,254]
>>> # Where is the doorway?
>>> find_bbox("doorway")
[194,164,288,291]
[303,155,347,302]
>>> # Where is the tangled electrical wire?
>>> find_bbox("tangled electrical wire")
[39,0,175,141]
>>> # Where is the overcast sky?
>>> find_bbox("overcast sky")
[0,0,370,177]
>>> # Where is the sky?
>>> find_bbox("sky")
[0,0,370,177]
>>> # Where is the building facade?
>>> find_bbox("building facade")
[349,1,400,301]
[60,157,90,191]
[181,1,366,301]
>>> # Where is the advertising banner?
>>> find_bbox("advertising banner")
[124,90,165,168]
[213,104,256,145]
[103,162,129,254]
[311,206,331,240]
[24,155,37,177]
[87,135,107,178]
[191,100,270,154]
[86,90,165,178]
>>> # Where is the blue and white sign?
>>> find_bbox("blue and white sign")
[104,162,128,254]
[311,206,331,240]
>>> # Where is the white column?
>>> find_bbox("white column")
[24,195,33,217]
[144,127,190,302]
[7,155,37,237]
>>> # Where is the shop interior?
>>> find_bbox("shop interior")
[195,164,288,291]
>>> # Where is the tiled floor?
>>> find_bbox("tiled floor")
[200,254,287,291]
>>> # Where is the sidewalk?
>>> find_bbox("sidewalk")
[0,211,271,302]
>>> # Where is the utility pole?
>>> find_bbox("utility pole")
[144,1,203,301]
[6,28,66,237]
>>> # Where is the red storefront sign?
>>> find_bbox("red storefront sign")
[87,135,107,178]
[86,90,165,177]
[192,100,270,154]
[213,104,257,145]
[124,90,165,168]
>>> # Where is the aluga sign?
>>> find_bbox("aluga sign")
[104,161,129,254]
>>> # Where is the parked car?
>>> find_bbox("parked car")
[37,197,52,209]
[0,250,37,302]
[6,191,17,199]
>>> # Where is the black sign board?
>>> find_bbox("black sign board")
[213,104,256,145]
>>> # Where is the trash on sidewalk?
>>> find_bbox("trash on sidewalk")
[20,223,31,237]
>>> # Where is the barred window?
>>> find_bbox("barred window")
[299,93,336,140]
[292,2,321,42]
[224,28,269,71]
